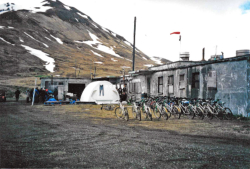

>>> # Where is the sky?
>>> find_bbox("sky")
[1,0,250,62]
[59,0,250,61]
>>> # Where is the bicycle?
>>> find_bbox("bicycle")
[114,100,129,121]
[139,98,153,121]
[130,95,141,121]
[150,97,168,120]
[190,99,205,120]
[214,99,234,120]
[176,98,194,119]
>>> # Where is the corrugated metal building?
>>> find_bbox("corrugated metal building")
[128,54,250,117]
[40,76,124,100]
[40,77,92,100]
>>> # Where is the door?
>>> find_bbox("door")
[58,86,64,100]
[147,77,150,95]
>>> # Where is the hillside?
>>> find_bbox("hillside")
[0,0,163,79]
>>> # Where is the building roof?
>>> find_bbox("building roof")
[129,54,250,75]
[40,77,91,80]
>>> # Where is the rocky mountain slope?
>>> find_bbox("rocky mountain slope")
[0,0,169,78]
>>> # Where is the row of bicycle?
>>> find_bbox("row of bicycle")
[114,96,234,121]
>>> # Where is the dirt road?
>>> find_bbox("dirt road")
[1,101,250,168]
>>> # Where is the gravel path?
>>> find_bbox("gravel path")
[1,101,250,168]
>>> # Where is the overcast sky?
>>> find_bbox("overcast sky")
[1,0,250,61]
[59,0,250,61]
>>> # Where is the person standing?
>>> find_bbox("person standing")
[53,87,58,100]
[15,89,21,102]
[34,87,39,103]
[26,89,30,103]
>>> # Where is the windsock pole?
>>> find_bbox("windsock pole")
[132,17,136,71]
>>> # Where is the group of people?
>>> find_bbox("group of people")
[116,86,127,101]
[14,87,58,103]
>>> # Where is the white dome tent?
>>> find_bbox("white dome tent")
[80,81,120,104]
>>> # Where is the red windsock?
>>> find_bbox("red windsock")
[170,32,180,35]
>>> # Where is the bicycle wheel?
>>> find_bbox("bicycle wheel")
[204,108,213,120]
[147,108,153,121]
[141,107,147,119]
[124,108,129,121]
[165,107,172,118]
[196,107,204,120]
[172,106,179,118]
[132,106,137,119]
[162,109,169,120]
[137,107,141,121]
[187,108,194,119]
[115,107,124,119]
[224,108,233,120]
[154,108,161,119]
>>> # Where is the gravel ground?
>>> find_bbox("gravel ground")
[0,101,250,168]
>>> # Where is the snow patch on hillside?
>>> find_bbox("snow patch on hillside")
[150,57,163,65]
[124,41,132,47]
[0,37,15,46]
[0,1,52,14]
[94,62,103,64]
[111,58,118,62]
[21,45,55,72]
[92,23,98,28]
[77,12,88,19]
[144,64,154,67]
[75,18,79,22]
[64,5,71,10]
[0,26,4,29]
[75,30,122,58]
[111,32,116,37]
[24,32,48,48]
[142,57,147,60]
[98,45,122,58]
[19,37,23,42]
[121,66,131,69]
[50,34,63,44]
[102,27,110,33]
[45,37,51,41]
[125,58,132,62]
[91,50,103,57]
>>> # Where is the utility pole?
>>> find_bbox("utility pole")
[94,66,96,77]
[132,17,136,71]
[51,75,53,87]
[123,68,125,88]
[75,59,77,78]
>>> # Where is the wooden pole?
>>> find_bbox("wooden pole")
[132,17,136,71]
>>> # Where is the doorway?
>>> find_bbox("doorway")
[68,83,85,99]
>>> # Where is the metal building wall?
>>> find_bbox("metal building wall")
[129,59,249,116]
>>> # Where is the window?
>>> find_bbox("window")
[192,73,200,88]
[168,75,174,85]
[59,82,64,85]
[129,82,141,93]
[179,74,185,89]
[158,77,163,94]
[168,75,174,94]
[207,71,217,88]
[180,74,185,81]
